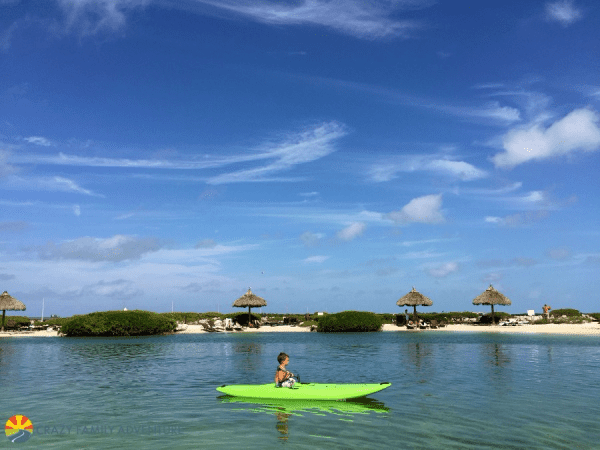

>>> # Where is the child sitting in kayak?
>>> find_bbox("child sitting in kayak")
[275,352,297,388]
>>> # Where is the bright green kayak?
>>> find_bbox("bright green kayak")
[216,382,391,400]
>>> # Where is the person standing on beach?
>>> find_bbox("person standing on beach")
[543,304,552,321]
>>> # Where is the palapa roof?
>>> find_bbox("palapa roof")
[396,287,433,307]
[0,291,26,311]
[232,288,267,308]
[472,285,511,306]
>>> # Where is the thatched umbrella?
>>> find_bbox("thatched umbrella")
[0,291,26,332]
[472,284,511,325]
[232,288,267,327]
[396,287,433,327]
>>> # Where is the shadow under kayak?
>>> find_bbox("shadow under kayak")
[217,395,390,415]
[216,382,391,400]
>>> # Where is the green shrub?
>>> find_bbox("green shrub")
[397,311,480,325]
[317,311,382,332]
[61,310,177,337]
[376,313,396,324]
[1,315,30,329]
[550,308,581,317]
[588,313,600,322]
[229,312,261,326]
[478,312,511,324]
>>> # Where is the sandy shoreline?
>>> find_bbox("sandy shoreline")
[2,322,600,338]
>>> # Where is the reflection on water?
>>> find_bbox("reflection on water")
[219,394,390,441]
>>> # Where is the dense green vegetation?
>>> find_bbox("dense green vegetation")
[61,310,177,337]
[1,315,30,329]
[317,311,382,332]
[550,308,581,317]
[394,311,480,325]
[588,313,600,321]
[478,312,511,324]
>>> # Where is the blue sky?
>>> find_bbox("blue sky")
[1,0,599,317]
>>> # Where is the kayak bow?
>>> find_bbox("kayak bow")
[216,382,391,400]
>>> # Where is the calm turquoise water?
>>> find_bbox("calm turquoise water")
[1,332,599,449]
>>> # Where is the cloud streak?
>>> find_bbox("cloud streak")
[34,235,163,262]
[12,122,347,184]
[206,121,347,184]
[34,0,432,41]
[369,155,487,182]
[187,0,430,40]
[2,175,104,197]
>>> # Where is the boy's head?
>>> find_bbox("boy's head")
[277,352,289,364]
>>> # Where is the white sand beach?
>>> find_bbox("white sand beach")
[382,322,600,335]
[2,322,600,337]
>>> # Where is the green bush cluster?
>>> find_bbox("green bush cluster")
[478,312,511,324]
[229,312,261,326]
[588,313,600,322]
[61,310,177,337]
[395,311,480,325]
[1,315,30,329]
[317,311,382,332]
[550,308,581,317]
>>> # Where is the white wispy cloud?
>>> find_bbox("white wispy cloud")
[2,175,103,197]
[425,261,459,277]
[25,136,52,146]
[484,210,550,227]
[207,121,347,184]
[400,237,458,247]
[1,21,19,52]
[546,246,571,260]
[545,0,583,26]
[195,239,218,249]
[387,194,445,225]
[304,74,522,125]
[303,255,330,264]
[75,278,142,299]
[13,122,347,185]
[56,0,149,36]
[34,234,162,262]
[300,231,324,247]
[45,0,432,41]
[336,222,366,241]
[440,102,521,124]
[368,155,488,182]
[191,0,430,40]
[493,108,600,168]
[0,150,17,177]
